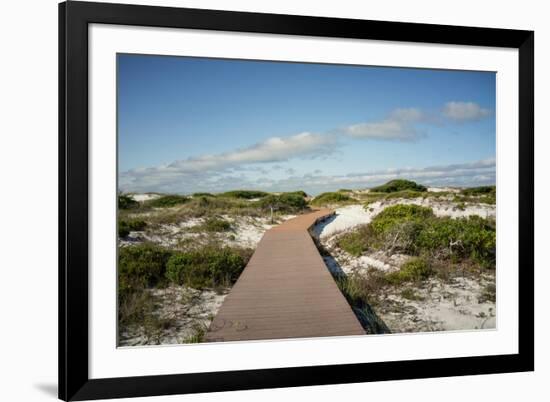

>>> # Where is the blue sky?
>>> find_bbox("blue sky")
[118,54,496,195]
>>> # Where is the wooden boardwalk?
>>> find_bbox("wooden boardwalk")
[204,209,365,342]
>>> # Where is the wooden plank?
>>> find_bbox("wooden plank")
[204,209,365,342]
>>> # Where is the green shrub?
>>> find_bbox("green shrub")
[337,227,370,256]
[338,188,353,193]
[119,244,173,293]
[337,205,432,256]
[462,186,495,196]
[196,217,232,232]
[147,195,189,208]
[255,193,308,212]
[192,192,215,197]
[221,190,269,199]
[416,216,496,266]
[310,191,351,206]
[383,190,425,200]
[370,179,427,193]
[336,204,495,269]
[456,186,496,205]
[370,204,434,235]
[118,194,139,209]
[283,190,308,198]
[386,257,433,284]
[165,246,251,288]
[118,219,147,238]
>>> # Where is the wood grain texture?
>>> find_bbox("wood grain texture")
[204,209,365,342]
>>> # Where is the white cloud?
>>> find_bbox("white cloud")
[443,101,491,121]
[121,155,495,195]
[342,107,425,141]
[119,102,495,193]
[120,132,336,191]
[168,132,335,172]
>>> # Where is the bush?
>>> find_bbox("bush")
[255,193,308,212]
[118,219,147,238]
[336,204,495,269]
[370,179,427,193]
[386,257,432,284]
[118,194,139,209]
[370,204,434,235]
[310,191,351,206]
[416,215,496,266]
[221,190,269,199]
[147,195,189,208]
[196,217,232,232]
[455,186,496,205]
[192,192,215,197]
[119,244,173,293]
[383,190,425,200]
[283,190,308,198]
[337,226,370,256]
[337,206,432,256]
[461,186,495,196]
[165,246,251,288]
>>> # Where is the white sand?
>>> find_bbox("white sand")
[312,205,377,239]
[119,286,228,346]
[427,187,460,193]
[379,275,496,332]
[121,215,296,250]
[130,193,161,202]
[222,215,295,248]
[120,218,203,248]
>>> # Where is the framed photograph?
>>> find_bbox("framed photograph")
[59,1,534,400]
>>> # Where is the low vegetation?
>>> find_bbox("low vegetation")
[455,185,496,205]
[369,179,427,193]
[385,257,433,284]
[190,217,232,233]
[119,244,173,294]
[166,246,252,289]
[461,185,495,196]
[118,194,139,210]
[221,190,269,199]
[118,218,147,238]
[192,192,215,197]
[310,191,352,206]
[335,273,390,333]
[256,192,308,212]
[146,194,189,208]
[337,204,496,285]
[284,190,308,198]
[118,242,253,341]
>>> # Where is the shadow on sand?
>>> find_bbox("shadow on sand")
[310,222,391,335]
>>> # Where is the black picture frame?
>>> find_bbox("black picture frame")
[59,1,534,400]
